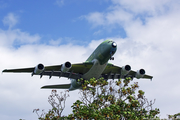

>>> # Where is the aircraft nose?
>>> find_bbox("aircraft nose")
[110,42,117,55]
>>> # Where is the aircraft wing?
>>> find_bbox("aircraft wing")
[101,63,153,80]
[3,62,152,80]
[2,62,93,79]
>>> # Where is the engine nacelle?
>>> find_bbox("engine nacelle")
[136,69,145,79]
[34,63,44,74]
[121,65,131,76]
[61,61,71,72]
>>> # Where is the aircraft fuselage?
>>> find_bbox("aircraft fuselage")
[69,40,117,90]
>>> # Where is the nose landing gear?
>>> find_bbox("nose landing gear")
[110,51,115,60]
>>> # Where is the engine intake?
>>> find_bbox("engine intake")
[61,61,71,72]
[34,63,44,74]
[136,69,145,79]
[121,65,131,76]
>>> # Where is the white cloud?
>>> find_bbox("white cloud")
[111,0,172,15]
[83,0,180,29]
[83,12,105,27]
[2,13,18,29]
[1,13,41,48]
[0,29,41,48]
[49,38,62,46]
[105,7,133,25]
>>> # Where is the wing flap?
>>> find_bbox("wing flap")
[101,73,153,80]
[38,71,81,79]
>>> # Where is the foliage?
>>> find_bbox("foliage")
[67,77,160,120]
[34,77,160,120]
[168,112,180,119]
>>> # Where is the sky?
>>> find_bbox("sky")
[0,0,180,119]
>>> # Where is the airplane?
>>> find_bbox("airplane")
[2,39,153,91]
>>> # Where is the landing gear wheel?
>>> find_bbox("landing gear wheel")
[110,57,114,60]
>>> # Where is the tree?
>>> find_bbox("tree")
[33,90,69,120]
[34,77,160,120]
[68,77,160,120]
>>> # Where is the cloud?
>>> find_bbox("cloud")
[48,38,62,46]
[112,0,171,15]
[2,13,18,29]
[0,29,41,48]
[80,0,180,118]
[93,30,102,36]
[0,13,40,47]
[81,12,105,27]
[83,0,180,29]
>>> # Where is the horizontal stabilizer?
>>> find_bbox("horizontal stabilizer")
[41,84,71,89]
[41,84,95,91]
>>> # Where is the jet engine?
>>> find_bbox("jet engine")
[61,61,72,72]
[121,65,131,76]
[34,63,44,74]
[135,69,145,79]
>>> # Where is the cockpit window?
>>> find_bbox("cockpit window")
[108,40,113,43]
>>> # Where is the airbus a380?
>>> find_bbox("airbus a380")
[3,40,153,91]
